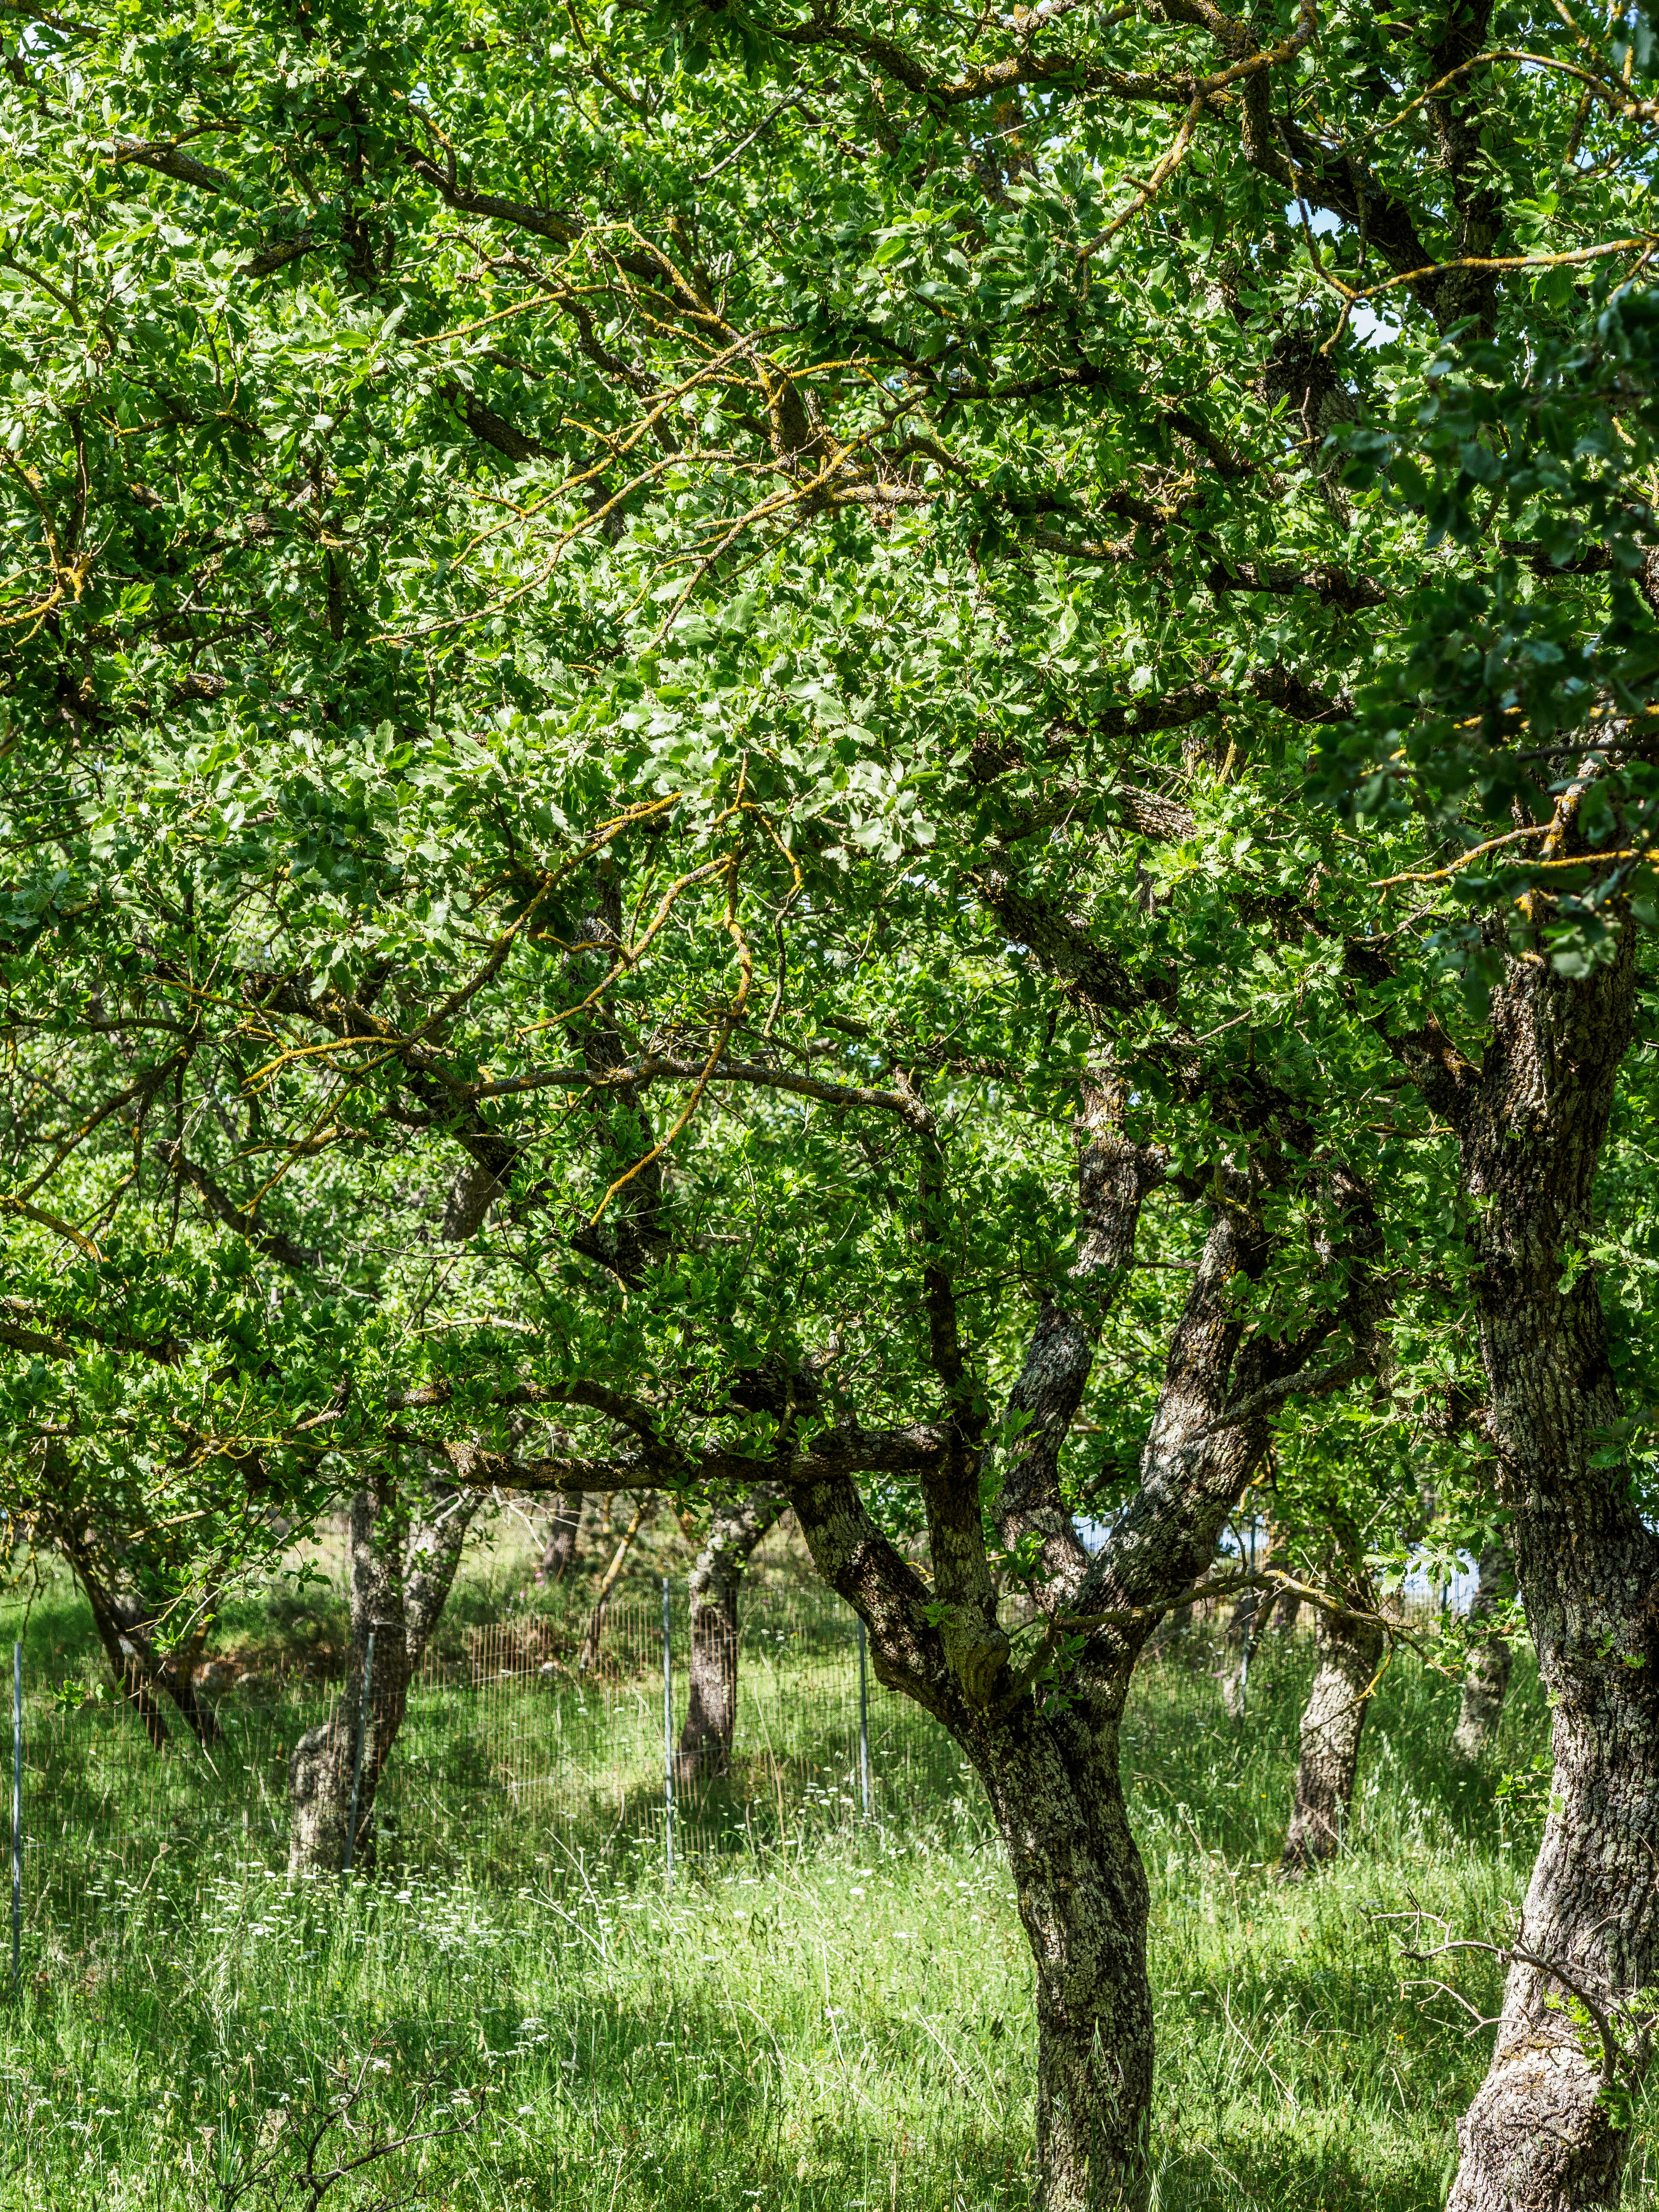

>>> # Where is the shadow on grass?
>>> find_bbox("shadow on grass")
[1154,2116,1452,2212]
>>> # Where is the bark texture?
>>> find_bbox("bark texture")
[288,1474,480,1874]
[788,1099,1333,2209]
[1452,1543,1516,1764]
[1280,1595,1383,1872]
[1446,923,1659,2212]
[969,1690,1153,2211]
[675,1484,787,1781]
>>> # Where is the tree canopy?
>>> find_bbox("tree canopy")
[7,0,1659,2200]
[6,0,1656,1514]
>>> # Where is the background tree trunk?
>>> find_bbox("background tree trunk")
[576,1492,652,1673]
[534,1489,584,1585]
[1280,1597,1383,1873]
[1220,1583,1263,1719]
[1146,1597,1193,1659]
[1451,1542,1515,1764]
[56,1527,221,1749]
[675,1486,786,1782]
[288,1474,480,1875]
[1268,1588,1302,1638]
[1447,926,1659,2212]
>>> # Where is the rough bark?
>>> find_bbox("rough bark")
[1446,918,1659,2212]
[675,1484,787,1781]
[1280,1594,1384,1872]
[534,1489,584,1585]
[970,1691,1153,2212]
[1452,1543,1516,1764]
[288,1473,480,1875]
[789,1111,1321,2210]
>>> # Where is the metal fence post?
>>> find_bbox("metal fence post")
[661,1578,675,1886]
[10,1644,19,1995]
[342,1628,375,1877]
[857,1615,870,1819]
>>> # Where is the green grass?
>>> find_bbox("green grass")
[0,1615,1649,2212]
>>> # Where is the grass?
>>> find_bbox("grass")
[0,1594,1649,2211]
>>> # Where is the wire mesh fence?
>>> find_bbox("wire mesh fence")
[6,1583,981,1982]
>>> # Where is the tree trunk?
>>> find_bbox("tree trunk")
[288,1474,480,1875]
[1447,924,1659,2212]
[1280,1596,1384,1872]
[787,1155,1306,2211]
[534,1489,584,1585]
[577,1492,652,1673]
[968,1690,1153,2212]
[85,1602,172,1751]
[58,1532,221,1749]
[675,1486,787,1782]
[1451,1543,1515,1764]
[1220,1551,1279,1717]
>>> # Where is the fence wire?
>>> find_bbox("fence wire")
[7,1586,980,1978]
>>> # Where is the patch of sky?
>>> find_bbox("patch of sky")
[1285,202,1403,348]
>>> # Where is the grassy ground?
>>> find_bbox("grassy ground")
[0,1597,1636,2212]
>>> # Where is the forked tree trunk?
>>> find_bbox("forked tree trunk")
[289,1475,480,1875]
[789,1138,1313,2212]
[534,1490,584,1585]
[1280,1596,1383,1873]
[675,1486,787,1782]
[1447,924,1659,2212]
[1451,1543,1515,1764]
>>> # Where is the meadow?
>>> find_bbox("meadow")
[0,1573,1624,2212]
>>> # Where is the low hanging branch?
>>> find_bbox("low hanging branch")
[1374,1907,1633,2088]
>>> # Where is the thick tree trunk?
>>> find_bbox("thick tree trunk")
[675,1486,786,1782]
[288,1475,479,1875]
[969,1691,1153,2212]
[534,1489,584,1585]
[1451,1543,1515,1764]
[1447,926,1659,2212]
[1280,1597,1383,1872]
